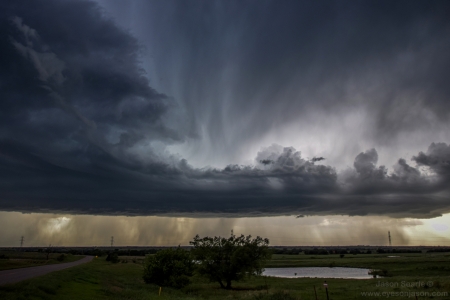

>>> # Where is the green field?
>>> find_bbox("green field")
[0,251,83,271]
[1,252,449,299]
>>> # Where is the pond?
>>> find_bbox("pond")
[263,267,373,279]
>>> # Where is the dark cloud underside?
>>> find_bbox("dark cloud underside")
[1,0,450,218]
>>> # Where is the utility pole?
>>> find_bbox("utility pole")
[388,231,392,246]
[46,244,52,260]
[20,236,24,247]
[231,229,234,237]
[111,236,114,248]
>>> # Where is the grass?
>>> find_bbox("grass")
[0,252,449,299]
[0,251,84,271]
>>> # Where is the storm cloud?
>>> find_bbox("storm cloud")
[1,0,450,218]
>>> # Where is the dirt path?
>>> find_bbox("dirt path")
[0,256,93,285]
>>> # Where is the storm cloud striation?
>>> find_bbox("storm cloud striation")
[1,0,450,218]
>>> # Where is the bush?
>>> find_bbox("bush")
[106,252,119,263]
[56,254,66,262]
[368,269,390,277]
[143,247,194,289]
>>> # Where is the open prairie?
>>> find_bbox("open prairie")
[1,251,449,300]
[0,251,83,271]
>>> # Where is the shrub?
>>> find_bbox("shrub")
[368,269,390,277]
[56,254,66,262]
[143,247,194,289]
[106,252,119,263]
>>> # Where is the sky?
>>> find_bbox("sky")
[1,0,450,246]
[1,212,449,247]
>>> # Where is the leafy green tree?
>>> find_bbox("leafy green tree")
[143,247,194,289]
[190,234,271,289]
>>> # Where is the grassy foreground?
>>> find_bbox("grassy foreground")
[0,251,83,271]
[0,252,449,299]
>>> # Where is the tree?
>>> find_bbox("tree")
[143,247,194,289]
[190,234,271,289]
[106,252,119,263]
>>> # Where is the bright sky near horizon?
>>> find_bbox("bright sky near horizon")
[1,211,449,247]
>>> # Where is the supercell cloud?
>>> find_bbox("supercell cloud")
[1,0,450,218]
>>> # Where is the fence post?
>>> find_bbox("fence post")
[323,281,329,300]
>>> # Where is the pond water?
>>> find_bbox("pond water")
[263,267,373,279]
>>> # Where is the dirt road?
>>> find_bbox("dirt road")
[0,256,93,285]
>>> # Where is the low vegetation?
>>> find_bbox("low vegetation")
[0,250,449,299]
[106,252,120,264]
[0,251,83,271]
[141,235,271,290]
[143,247,194,288]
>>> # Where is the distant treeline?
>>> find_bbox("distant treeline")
[19,247,170,257]
[67,248,161,257]
[3,246,449,256]
[271,247,424,255]
[375,248,422,254]
[426,248,450,253]
[271,248,370,255]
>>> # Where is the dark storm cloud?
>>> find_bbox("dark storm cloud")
[1,0,450,218]
[311,157,325,163]
[413,143,450,177]
[338,147,441,199]
[0,0,180,167]
[132,0,450,151]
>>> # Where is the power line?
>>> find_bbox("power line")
[388,231,392,246]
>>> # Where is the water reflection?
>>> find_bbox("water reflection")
[263,267,373,279]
